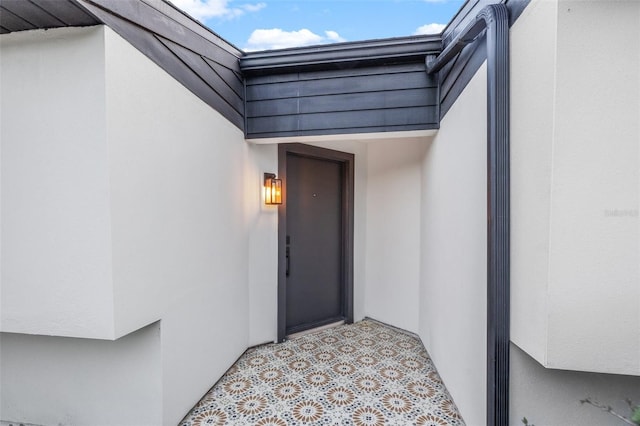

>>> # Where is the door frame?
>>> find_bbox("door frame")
[277,143,354,342]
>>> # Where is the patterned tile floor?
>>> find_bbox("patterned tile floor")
[180,319,465,426]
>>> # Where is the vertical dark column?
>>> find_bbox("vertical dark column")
[426,4,511,425]
[483,5,510,426]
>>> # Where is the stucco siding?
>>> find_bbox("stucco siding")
[545,0,639,375]
[365,138,428,334]
[102,25,253,424]
[0,26,115,339]
[510,344,640,426]
[509,0,640,424]
[247,143,280,346]
[510,0,640,376]
[0,323,162,426]
[510,0,557,367]
[0,25,259,425]
[419,62,488,425]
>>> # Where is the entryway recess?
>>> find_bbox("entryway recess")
[277,143,354,342]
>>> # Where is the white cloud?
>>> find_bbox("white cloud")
[244,28,346,51]
[170,0,265,21]
[242,2,266,12]
[324,31,346,43]
[414,23,446,35]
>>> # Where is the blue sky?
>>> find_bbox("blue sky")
[170,0,464,51]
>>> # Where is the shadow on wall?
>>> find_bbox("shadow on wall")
[510,344,640,426]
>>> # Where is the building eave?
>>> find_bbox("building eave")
[240,35,442,75]
[0,0,101,34]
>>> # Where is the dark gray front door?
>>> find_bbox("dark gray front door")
[285,153,344,335]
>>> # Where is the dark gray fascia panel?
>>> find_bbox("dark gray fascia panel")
[244,62,439,138]
[242,36,442,139]
[76,0,245,129]
[240,35,442,75]
[428,4,511,426]
[79,0,243,65]
[139,0,242,54]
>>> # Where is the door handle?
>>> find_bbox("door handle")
[286,246,290,277]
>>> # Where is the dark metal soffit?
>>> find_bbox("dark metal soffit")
[240,35,443,75]
[0,0,100,34]
[0,0,246,71]
[0,0,242,57]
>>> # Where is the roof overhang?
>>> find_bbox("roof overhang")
[240,35,442,75]
[0,0,100,34]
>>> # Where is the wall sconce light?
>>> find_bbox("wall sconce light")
[264,173,282,205]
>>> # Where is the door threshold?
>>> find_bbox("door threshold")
[286,320,345,340]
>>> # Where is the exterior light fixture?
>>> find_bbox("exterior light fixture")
[264,173,282,205]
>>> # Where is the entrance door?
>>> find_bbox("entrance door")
[278,144,354,341]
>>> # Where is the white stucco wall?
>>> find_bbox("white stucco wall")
[364,138,428,333]
[511,0,640,375]
[545,0,639,375]
[419,63,488,425]
[509,0,557,366]
[508,1,640,424]
[0,323,162,426]
[0,26,114,339]
[510,344,640,426]
[0,25,272,425]
[247,144,279,346]
[105,26,250,341]
[102,27,256,423]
